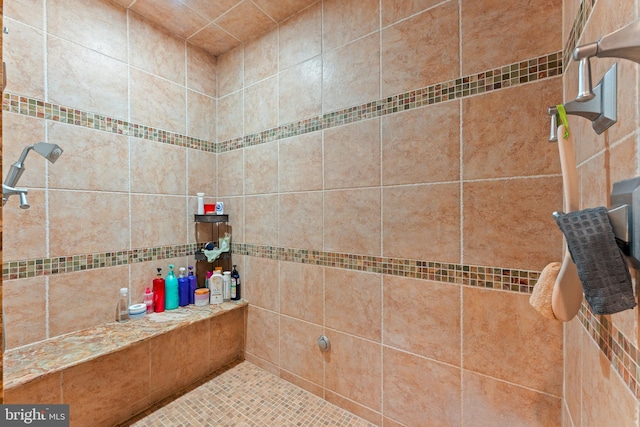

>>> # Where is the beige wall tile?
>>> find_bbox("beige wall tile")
[129,11,185,84]
[325,390,383,426]
[383,183,460,262]
[217,44,244,97]
[279,56,323,124]
[246,305,280,365]
[4,372,62,404]
[131,194,187,248]
[383,276,460,365]
[244,76,278,134]
[4,18,45,99]
[129,0,209,39]
[210,307,245,368]
[130,68,187,134]
[244,256,280,311]
[244,141,278,194]
[253,0,317,22]
[215,0,277,43]
[130,138,186,195]
[3,113,46,189]
[48,122,129,192]
[461,0,561,75]
[187,44,217,97]
[187,90,216,141]
[462,78,562,180]
[279,261,323,324]
[218,148,244,196]
[279,132,323,192]
[580,329,637,426]
[187,148,217,197]
[323,188,381,255]
[49,190,130,256]
[462,287,563,395]
[217,92,244,141]
[5,0,44,29]
[188,23,241,57]
[244,28,278,86]
[49,266,129,337]
[383,347,461,427]
[3,277,47,349]
[279,1,322,70]
[463,370,561,426]
[245,194,278,245]
[47,35,128,120]
[323,33,380,112]
[47,0,127,62]
[382,101,460,185]
[579,154,609,209]
[325,268,381,341]
[279,192,323,249]
[325,330,382,411]
[3,190,47,261]
[323,0,379,50]
[182,0,237,20]
[324,119,380,189]
[64,342,150,426]
[279,316,324,386]
[382,1,459,97]
[564,318,582,427]
[149,320,210,402]
[462,177,563,270]
[279,370,324,398]
[381,0,444,27]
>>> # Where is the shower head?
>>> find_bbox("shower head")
[2,141,64,208]
[33,142,64,163]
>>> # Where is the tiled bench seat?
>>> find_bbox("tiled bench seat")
[4,301,247,427]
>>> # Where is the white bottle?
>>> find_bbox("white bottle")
[209,271,224,304]
[197,193,205,215]
[116,288,130,323]
[223,271,231,301]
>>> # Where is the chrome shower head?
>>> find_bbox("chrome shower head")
[33,142,63,163]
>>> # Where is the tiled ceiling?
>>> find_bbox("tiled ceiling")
[113,0,318,56]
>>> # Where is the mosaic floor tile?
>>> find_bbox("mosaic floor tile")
[122,361,376,427]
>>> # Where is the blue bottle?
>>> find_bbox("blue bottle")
[165,264,179,310]
[178,267,189,307]
[188,266,197,305]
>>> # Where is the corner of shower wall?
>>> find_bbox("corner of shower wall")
[561,0,640,425]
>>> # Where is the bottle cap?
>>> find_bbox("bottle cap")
[223,271,231,275]
[197,192,204,196]
[144,287,152,294]
[120,288,128,295]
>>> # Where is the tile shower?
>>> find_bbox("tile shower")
[2,0,639,426]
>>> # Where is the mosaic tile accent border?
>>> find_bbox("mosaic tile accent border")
[563,0,596,69]
[578,303,640,399]
[218,51,563,152]
[2,94,217,153]
[2,52,562,156]
[2,243,199,280]
[3,242,540,293]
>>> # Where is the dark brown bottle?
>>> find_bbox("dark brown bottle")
[231,264,241,300]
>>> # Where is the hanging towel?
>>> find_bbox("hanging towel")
[529,262,561,320]
[554,206,636,315]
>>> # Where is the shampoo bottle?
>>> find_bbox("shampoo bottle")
[188,266,197,305]
[209,270,224,304]
[178,267,189,307]
[223,271,231,301]
[231,264,241,301]
[165,264,179,310]
[153,268,165,313]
